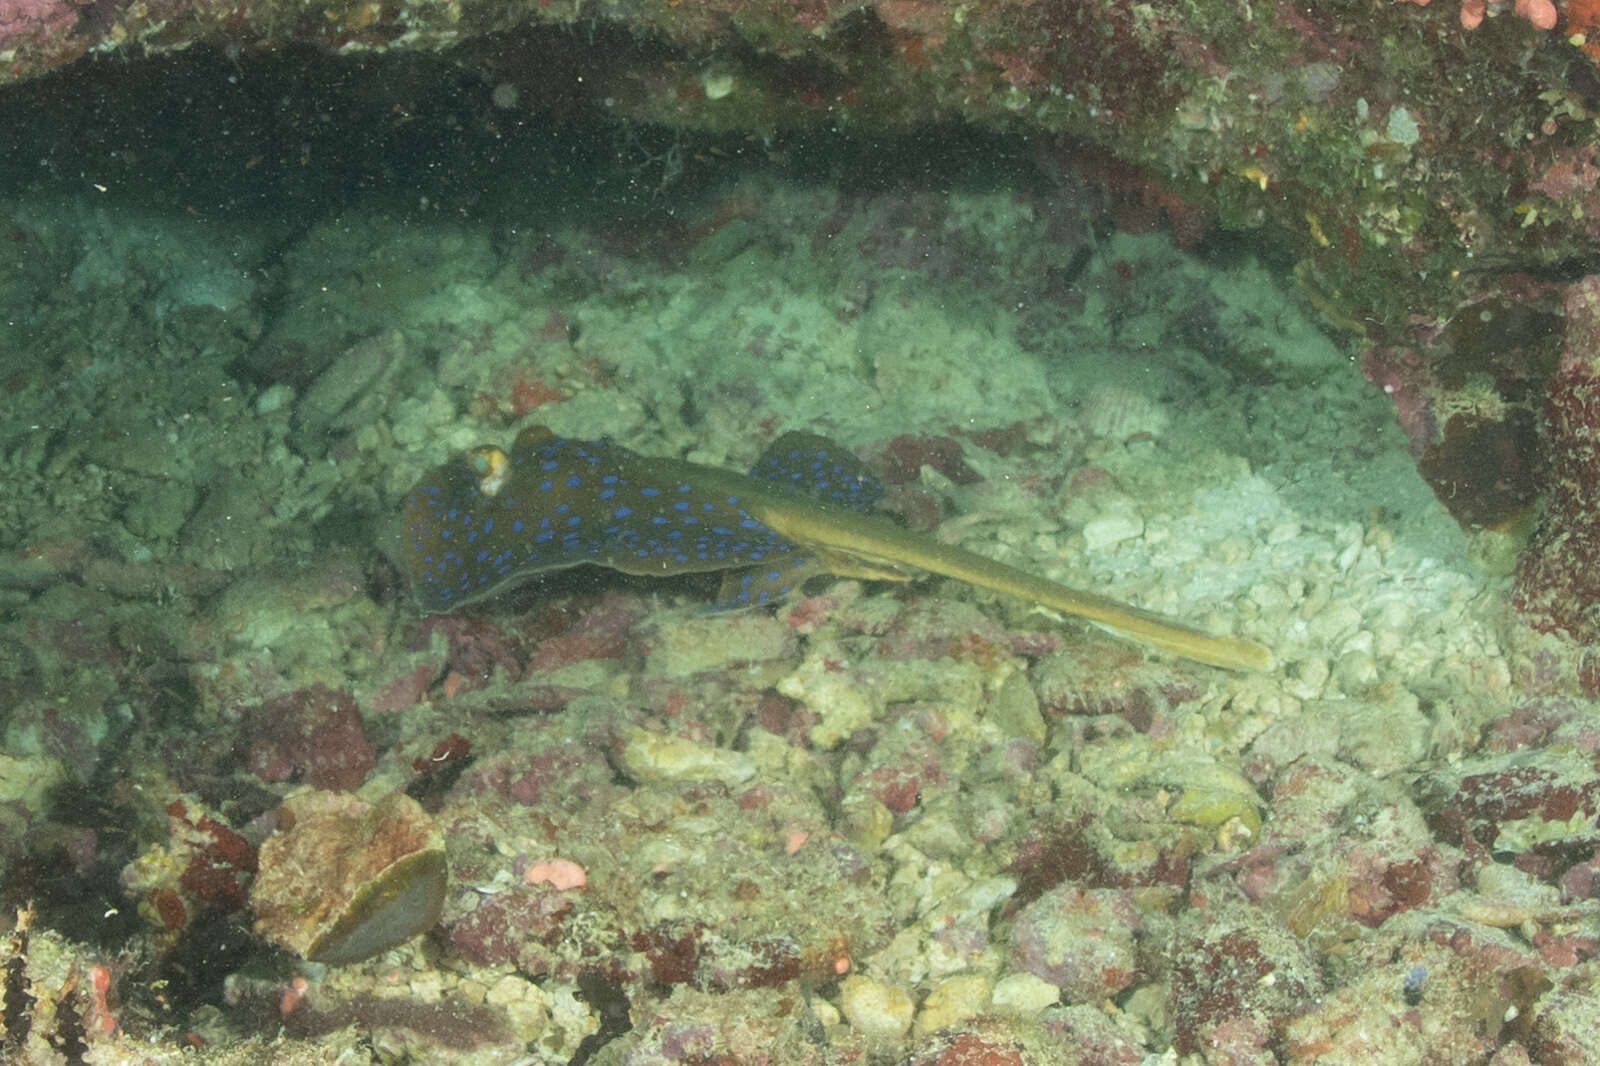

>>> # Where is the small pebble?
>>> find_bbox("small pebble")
[1287,655,1330,700]
[778,651,880,748]
[1082,510,1144,551]
[618,728,756,784]
[988,670,1046,744]
[839,794,894,852]
[914,973,993,1035]
[1267,521,1302,545]
[1306,604,1363,646]
[991,972,1061,1015]
[1008,885,1140,1002]
[1332,649,1379,691]
[838,974,915,1042]
[255,383,295,415]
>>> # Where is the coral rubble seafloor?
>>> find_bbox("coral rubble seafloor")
[2,47,1600,1066]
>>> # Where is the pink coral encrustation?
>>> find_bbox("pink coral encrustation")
[1395,0,1558,30]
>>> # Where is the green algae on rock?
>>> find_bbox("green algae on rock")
[251,790,447,965]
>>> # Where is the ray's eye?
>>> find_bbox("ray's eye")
[469,447,510,497]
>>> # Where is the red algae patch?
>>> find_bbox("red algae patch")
[242,684,376,791]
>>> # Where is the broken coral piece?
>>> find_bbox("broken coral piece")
[251,790,447,965]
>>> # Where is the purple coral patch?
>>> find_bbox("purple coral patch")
[243,684,376,791]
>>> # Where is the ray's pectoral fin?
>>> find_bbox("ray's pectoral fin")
[716,557,813,608]
[749,431,887,512]
[808,546,914,584]
[714,545,914,609]
[710,431,910,607]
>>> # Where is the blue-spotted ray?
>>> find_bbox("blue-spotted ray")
[399,426,1273,671]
